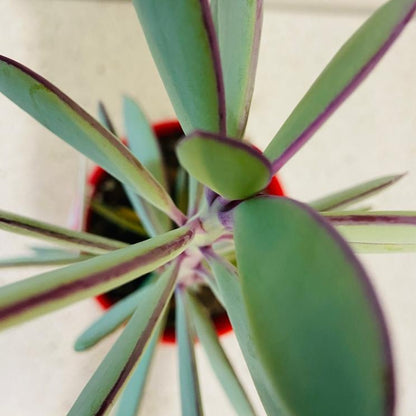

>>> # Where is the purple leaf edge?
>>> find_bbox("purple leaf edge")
[271,2,416,173]
[199,0,227,135]
[242,194,395,415]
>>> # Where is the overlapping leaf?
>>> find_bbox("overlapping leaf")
[234,196,394,416]
[0,56,182,221]
[0,224,194,330]
[132,0,226,134]
[177,131,271,200]
[176,289,203,416]
[187,291,256,416]
[211,0,263,138]
[68,263,178,416]
[326,211,416,252]
[0,208,126,254]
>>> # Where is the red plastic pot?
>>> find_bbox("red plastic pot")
[86,120,284,343]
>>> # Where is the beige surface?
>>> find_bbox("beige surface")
[0,0,416,415]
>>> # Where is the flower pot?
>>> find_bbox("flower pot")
[86,120,284,343]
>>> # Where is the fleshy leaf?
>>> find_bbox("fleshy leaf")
[265,0,416,171]
[326,211,416,253]
[74,274,157,351]
[114,318,162,416]
[177,131,271,200]
[68,263,178,416]
[0,251,91,268]
[309,174,404,212]
[176,289,203,416]
[187,291,256,416]
[123,96,167,188]
[123,97,172,235]
[0,224,195,330]
[211,0,263,138]
[0,208,127,254]
[0,56,182,222]
[235,196,394,416]
[204,251,286,416]
[132,0,226,134]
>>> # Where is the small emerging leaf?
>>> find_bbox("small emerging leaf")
[177,131,271,200]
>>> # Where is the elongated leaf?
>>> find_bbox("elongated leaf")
[235,196,394,416]
[204,252,287,416]
[265,0,416,171]
[175,167,189,214]
[0,223,195,330]
[211,0,263,138]
[115,318,162,416]
[0,56,183,223]
[97,101,170,237]
[123,96,172,236]
[0,252,91,268]
[0,208,127,254]
[326,211,416,253]
[68,263,178,416]
[74,274,157,351]
[177,131,271,200]
[123,96,167,188]
[309,173,404,211]
[176,289,204,416]
[132,0,226,134]
[187,291,256,416]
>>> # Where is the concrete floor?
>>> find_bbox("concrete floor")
[0,0,416,414]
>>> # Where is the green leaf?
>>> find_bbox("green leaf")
[204,252,287,416]
[187,291,256,416]
[132,0,226,134]
[123,96,172,236]
[115,318,162,416]
[309,174,404,212]
[211,0,263,138]
[0,208,127,254]
[0,251,91,268]
[177,131,271,200]
[176,289,203,416]
[74,274,157,351]
[123,96,167,188]
[175,167,189,214]
[326,211,416,253]
[265,0,416,170]
[234,196,394,416]
[68,262,178,416]
[0,224,195,330]
[0,56,182,222]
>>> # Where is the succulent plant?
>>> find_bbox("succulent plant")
[0,0,416,415]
